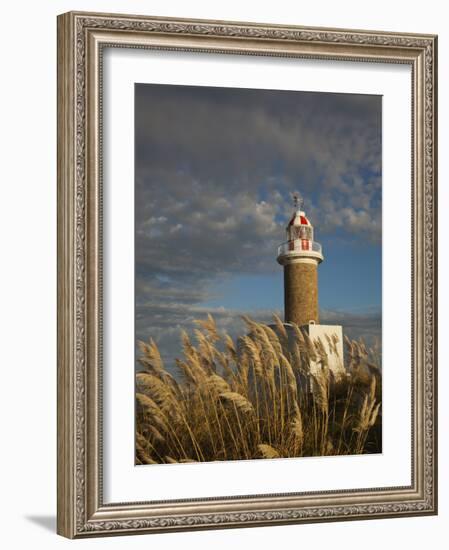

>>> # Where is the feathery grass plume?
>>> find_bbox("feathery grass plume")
[273,313,288,344]
[303,330,318,361]
[345,335,364,377]
[180,330,211,382]
[278,352,298,399]
[291,323,306,350]
[352,341,363,364]
[136,393,169,433]
[234,338,250,391]
[224,333,237,362]
[241,314,259,332]
[146,424,166,445]
[219,391,254,415]
[136,392,165,422]
[136,372,180,415]
[194,328,212,356]
[314,337,329,369]
[331,333,340,355]
[138,338,166,377]
[258,444,280,459]
[344,334,354,357]
[181,329,203,369]
[325,333,345,378]
[324,333,335,356]
[260,324,284,359]
[136,442,157,464]
[251,327,277,388]
[256,326,280,367]
[353,375,381,454]
[217,388,255,459]
[310,369,329,417]
[368,402,381,427]
[290,324,311,378]
[239,335,263,378]
[136,432,155,463]
[242,319,274,383]
[205,373,231,394]
[136,432,149,449]
[358,338,369,359]
[211,345,234,379]
[290,403,304,453]
[355,376,379,433]
[248,319,272,350]
[194,328,219,373]
[290,341,302,370]
[194,313,220,341]
[175,358,197,385]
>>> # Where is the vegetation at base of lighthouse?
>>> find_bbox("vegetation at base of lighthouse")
[135,315,382,464]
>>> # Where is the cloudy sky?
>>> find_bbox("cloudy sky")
[135,83,382,368]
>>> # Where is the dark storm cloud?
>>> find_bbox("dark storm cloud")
[135,85,381,276]
[134,84,382,361]
[135,85,381,191]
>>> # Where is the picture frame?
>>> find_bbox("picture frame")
[57,10,438,538]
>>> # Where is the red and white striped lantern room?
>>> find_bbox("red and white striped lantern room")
[286,206,314,251]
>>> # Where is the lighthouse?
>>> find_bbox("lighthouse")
[277,193,323,326]
[276,193,345,379]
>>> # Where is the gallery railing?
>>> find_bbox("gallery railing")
[277,240,322,256]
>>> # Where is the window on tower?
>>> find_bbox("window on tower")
[292,226,312,240]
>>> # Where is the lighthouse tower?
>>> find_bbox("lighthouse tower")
[277,194,323,326]
[276,193,345,379]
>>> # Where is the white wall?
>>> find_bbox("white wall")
[0,1,446,548]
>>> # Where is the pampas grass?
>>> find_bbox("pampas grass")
[135,315,382,464]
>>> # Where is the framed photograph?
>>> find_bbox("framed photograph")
[57,11,438,538]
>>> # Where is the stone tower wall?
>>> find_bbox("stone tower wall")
[284,261,319,326]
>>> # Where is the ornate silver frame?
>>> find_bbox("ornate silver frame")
[57,11,438,538]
